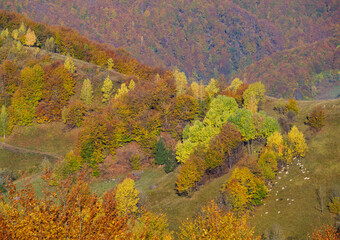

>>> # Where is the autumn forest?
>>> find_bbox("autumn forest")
[0,1,339,239]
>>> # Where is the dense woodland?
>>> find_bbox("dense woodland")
[0,9,338,240]
[0,0,338,98]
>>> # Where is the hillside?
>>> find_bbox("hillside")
[0,0,338,99]
[0,10,339,239]
[239,37,340,99]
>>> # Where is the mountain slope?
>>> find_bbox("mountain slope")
[1,0,338,85]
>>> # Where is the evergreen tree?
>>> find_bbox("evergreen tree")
[0,105,8,139]
[164,149,177,173]
[80,78,93,105]
[155,137,167,165]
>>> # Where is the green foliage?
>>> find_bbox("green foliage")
[204,95,238,128]
[328,197,340,215]
[59,150,82,178]
[155,137,167,165]
[0,105,8,139]
[229,108,256,142]
[164,149,177,173]
[80,78,93,105]
[115,178,140,216]
[101,75,113,103]
[258,113,280,139]
[243,82,266,111]
[205,78,219,100]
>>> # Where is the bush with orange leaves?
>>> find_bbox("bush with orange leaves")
[309,225,340,240]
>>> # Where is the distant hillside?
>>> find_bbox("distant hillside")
[0,0,338,99]
[239,37,340,99]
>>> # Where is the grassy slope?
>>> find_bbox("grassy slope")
[5,122,79,156]
[248,97,340,239]
[134,167,233,233]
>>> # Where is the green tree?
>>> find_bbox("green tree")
[205,78,219,100]
[80,78,93,105]
[243,82,265,111]
[164,149,177,173]
[204,95,238,128]
[155,137,167,165]
[115,178,140,216]
[101,75,113,103]
[0,105,8,139]
[229,108,256,154]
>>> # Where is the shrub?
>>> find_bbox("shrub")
[305,107,326,132]
[130,154,140,170]
[328,197,340,215]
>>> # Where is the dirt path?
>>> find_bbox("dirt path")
[0,142,62,160]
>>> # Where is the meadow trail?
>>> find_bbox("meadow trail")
[0,142,62,160]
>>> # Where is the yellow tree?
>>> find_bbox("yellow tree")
[64,56,75,74]
[25,28,36,47]
[267,131,284,157]
[173,68,188,96]
[179,201,259,240]
[101,75,113,103]
[114,83,129,100]
[115,178,139,216]
[228,78,243,92]
[287,126,307,160]
[205,78,219,100]
[80,78,93,105]
[107,58,114,70]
